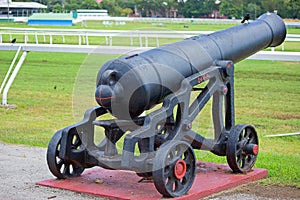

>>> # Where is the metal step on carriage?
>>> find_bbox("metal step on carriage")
[46,13,286,197]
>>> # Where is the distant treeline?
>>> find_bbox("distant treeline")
[20,0,300,19]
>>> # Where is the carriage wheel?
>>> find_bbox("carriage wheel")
[152,141,196,197]
[47,130,85,179]
[226,124,259,173]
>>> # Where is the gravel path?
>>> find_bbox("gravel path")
[0,143,101,200]
[0,142,296,200]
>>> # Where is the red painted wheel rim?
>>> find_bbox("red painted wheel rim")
[252,144,259,155]
[174,159,187,179]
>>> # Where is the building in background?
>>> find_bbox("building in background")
[0,0,47,19]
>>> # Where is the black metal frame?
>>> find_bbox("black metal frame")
[46,12,287,196]
[56,60,235,173]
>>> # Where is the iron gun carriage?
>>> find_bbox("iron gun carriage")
[47,13,286,197]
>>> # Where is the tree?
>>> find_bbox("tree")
[134,0,152,17]
[121,8,133,17]
[219,0,243,19]
[64,2,79,12]
[133,0,179,18]
[101,0,123,16]
[80,0,101,9]
[178,0,218,18]
[47,0,64,12]
[14,0,300,18]
[52,3,63,12]
[160,0,179,18]
[284,0,300,18]
[244,3,261,19]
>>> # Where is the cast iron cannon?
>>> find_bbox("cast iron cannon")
[47,13,286,197]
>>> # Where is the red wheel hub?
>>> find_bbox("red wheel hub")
[174,159,187,179]
[252,144,259,155]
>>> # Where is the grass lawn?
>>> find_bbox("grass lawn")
[1,20,300,34]
[0,20,236,31]
[0,49,299,187]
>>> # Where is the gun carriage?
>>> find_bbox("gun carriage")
[47,13,286,197]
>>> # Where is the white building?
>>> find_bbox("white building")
[0,0,47,18]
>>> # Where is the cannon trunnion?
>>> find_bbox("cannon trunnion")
[47,13,286,197]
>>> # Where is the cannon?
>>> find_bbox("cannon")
[47,13,286,197]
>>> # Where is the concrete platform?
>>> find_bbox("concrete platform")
[37,161,267,200]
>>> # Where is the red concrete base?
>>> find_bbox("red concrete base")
[37,161,267,200]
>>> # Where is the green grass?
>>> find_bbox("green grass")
[0,51,299,187]
[1,18,299,35]
[0,51,116,146]
[0,20,236,31]
[287,28,300,34]
[1,20,300,34]
[271,41,300,52]
[196,59,300,188]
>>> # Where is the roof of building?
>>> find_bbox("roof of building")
[0,1,47,9]
[28,13,73,20]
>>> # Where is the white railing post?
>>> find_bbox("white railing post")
[85,33,89,45]
[78,34,81,45]
[0,46,22,94]
[35,32,38,44]
[2,51,28,106]
[145,36,148,47]
[109,36,112,46]
[105,36,108,45]
[49,34,53,44]
[130,37,133,46]
[24,33,28,44]
[139,34,143,47]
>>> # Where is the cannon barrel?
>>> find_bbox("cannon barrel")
[95,13,286,119]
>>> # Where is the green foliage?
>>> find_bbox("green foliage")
[178,0,218,18]
[80,0,101,9]
[134,0,179,17]
[121,8,133,17]
[219,0,242,19]
[101,0,121,16]
[219,0,300,19]
[16,0,300,18]
[0,51,115,147]
[52,3,63,13]
[29,0,102,12]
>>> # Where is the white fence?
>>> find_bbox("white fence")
[1,44,300,62]
[0,28,212,47]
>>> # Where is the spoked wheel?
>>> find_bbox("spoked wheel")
[226,124,259,173]
[153,141,196,197]
[46,130,85,179]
